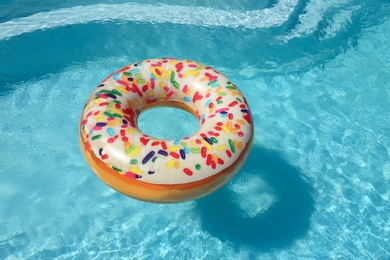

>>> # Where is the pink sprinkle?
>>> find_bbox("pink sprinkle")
[196,139,201,144]
[215,108,229,113]
[125,172,136,178]
[182,84,188,93]
[238,132,244,137]
[178,73,183,78]
[93,126,102,131]
[189,64,197,68]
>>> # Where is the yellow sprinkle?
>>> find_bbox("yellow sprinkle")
[194,71,200,77]
[209,106,215,114]
[147,90,154,96]
[158,93,167,99]
[206,89,212,94]
[114,119,121,125]
[134,100,140,106]
[231,128,240,134]
[201,139,213,151]
[221,125,231,134]
[183,71,191,78]
[85,105,90,111]
[94,99,100,104]
[212,153,218,164]
[96,118,104,122]
[156,66,164,71]
[161,72,167,79]
[127,147,141,157]
[174,161,180,169]
[168,146,180,152]
[236,119,246,125]
[166,159,175,169]
[130,166,143,175]
[200,77,208,82]
[191,141,199,146]
[127,128,134,134]
[159,82,165,88]
[167,68,172,74]
[216,145,226,151]
[227,121,233,130]
[170,61,179,65]
[118,86,128,93]
[94,113,104,118]
[216,86,222,93]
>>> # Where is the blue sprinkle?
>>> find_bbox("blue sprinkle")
[180,149,186,160]
[130,69,140,73]
[201,114,205,120]
[183,97,192,102]
[204,99,212,108]
[204,137,213,145]
[113,73,120,80]
[158,150,168,156]
[174,140,180,145]
[211,83,220,88]
[142,151,155,164]
[151,73,156,80]
[221,113,228,118]
[107,128,115,136]
[184,147,190,154]
[106,93,117,99]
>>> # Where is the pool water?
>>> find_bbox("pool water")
[0,0,389,259]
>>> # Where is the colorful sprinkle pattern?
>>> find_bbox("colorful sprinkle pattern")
[80,58,253,184]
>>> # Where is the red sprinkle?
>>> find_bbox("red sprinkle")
[228,101,238,107]
[161,141,167,150]
[226,150,232,158]
[170,152,180,159]
[102,154,109,160]
[201,147,207,158]
[183,168,193,176]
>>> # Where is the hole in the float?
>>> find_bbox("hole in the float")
[137,107,199,140]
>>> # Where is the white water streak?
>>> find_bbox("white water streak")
[0,1,298,40]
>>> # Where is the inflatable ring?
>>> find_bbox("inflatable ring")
[80,58,253,203]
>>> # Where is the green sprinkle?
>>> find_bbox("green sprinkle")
[107,102,114,108]
[137,78,145,84]
[210,137,218,143]
[135,73,143,79]
[180,142,187,147]
[227,86,237,90]
[130,159,138,164]
[112,89,123,96]
[196,66,204,71]
[218,92,227,96]
[228,139,235,153]
[126,145,136,154]
[112,166,122,172]
[170,71,175,83]
[173,81,180,89]
[152,156,158,162]
[113,100,121,104]
[190,148,201,154]
[236,97,242,102]
[92,134,102,140]
[123,72,132,76]
[195,164,201,170]
[104,111,115,118]
[113,113,123,118]
[207,80,217,86]
[217,101,223,104]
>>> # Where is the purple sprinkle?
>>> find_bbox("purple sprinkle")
[142,151,155,164]
[148,171,155,174]
[241,109,249,113]
[96,122,107,126]
[97,84,104,88]
[122,119,128,124]
[99,148,103,156]
[180,149,186,160]
[220,111,228,114]
[128,77,134,81]
[158,150,168,156]
[204,137,213,145]
[135,174,142,179]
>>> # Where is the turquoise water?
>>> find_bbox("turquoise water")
[0,0,389,259]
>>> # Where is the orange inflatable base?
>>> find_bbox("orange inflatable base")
[79,132,253,203]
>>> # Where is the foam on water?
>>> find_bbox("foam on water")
[0,0,298,40]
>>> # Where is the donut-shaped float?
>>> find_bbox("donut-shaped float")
[79,58,253,203]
